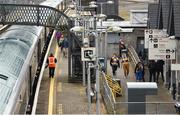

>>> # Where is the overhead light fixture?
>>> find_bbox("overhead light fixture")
[70,26,84,32]
[89,1,96,5]
[107,0,114,4]
[89,4,98,8]
[107,26,122,32]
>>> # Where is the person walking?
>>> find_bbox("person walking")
[156,60,165,83]
[110,53,120,76]
[55,31,61,46]
[62,38,68,58]
[139,60,145,82]
[134,62,144,82]
[121,55,130,78]
[46,53,57,78]
[148,60,156,82]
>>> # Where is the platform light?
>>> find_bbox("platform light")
[107,26,122,32]
[70,26,84,32]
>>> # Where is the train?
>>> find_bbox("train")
[0,0,64,114]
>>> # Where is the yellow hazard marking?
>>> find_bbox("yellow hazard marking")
[57,82,62,92]
[57,104,63,114]
[48,45,59,115]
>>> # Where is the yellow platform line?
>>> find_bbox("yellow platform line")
[48,45,59,115]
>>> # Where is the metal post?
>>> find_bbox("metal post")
[100,3,103,14]
[104,30,108,73]
[82,18,86,86]
[94,17,100,114]
[87,63,91,114]
[170,60,173,93]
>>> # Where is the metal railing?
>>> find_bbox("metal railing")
[128,46,140,67]
[101,72,116,114]
[100,72,177,114]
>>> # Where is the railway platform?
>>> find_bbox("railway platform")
[36,37,107,114]
[35,33,176,114]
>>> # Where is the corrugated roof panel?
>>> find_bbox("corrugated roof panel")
[173,0,180,37]
[148,3,159,29]
[161,0,171,29]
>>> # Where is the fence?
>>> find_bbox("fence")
[100,72,177,114]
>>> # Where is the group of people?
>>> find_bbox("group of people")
[110,53,130,79]
[46,31,69,78]
[110,52,164,83]
[148,60,164,83]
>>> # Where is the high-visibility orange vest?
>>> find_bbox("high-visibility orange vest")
[48,57,55,67]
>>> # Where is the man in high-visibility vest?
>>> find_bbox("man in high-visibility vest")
[110,53,120,76]
[46,53,57,78]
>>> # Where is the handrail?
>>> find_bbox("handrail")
[128,46,140,67]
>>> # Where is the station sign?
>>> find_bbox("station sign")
[145,29,176,60]
[144,29,167,48]
[148,48,175,60]
[81,47,96,61]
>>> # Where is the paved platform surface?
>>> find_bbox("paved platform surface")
[36,36,176,114]
[36,39,107,114]
[107,59,176,114]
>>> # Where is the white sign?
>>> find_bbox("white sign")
[148,37,176,49]
[148,48,175,60]
[81,47,96,61]
[171,64,180,70]
[144,29,167,48]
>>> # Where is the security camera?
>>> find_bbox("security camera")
[169,36,175,39]
[83,38,89,48]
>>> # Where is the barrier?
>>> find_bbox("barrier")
[128,46,140,67]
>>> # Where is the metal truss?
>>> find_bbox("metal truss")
[0,4,72,31]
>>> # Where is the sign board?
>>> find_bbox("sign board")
[144,29,167,48]
[145,29,176,60]
[81,47,96,61]
[148,48,175,60]
[171,64,180,70]
[148,37,176,49]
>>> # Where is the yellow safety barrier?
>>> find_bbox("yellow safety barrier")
[105,74,122,97]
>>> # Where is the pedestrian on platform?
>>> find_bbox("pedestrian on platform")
[110,53,120,76]
[59,34,64,52]
[139,60,145,82]
[46,53,57,78]
[121,55,130,78]
[62,37,69,58]
[55,31,61,47]
[134,62,144,81]
[148,60,156,82]
[156,60,165,83]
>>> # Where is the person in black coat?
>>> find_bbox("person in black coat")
[156,60,165,83]
[148,60,156,82]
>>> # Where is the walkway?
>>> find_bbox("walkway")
[36,38,106,114]
[107,59,176,114]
